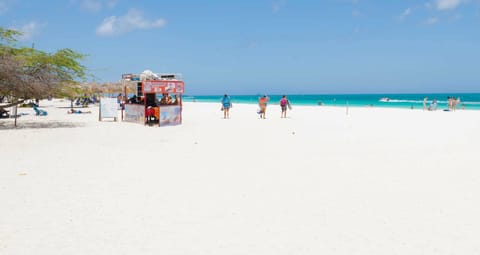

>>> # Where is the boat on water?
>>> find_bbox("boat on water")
[379,97,390,102]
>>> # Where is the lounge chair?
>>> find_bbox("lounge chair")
[33,106,48,116]
[0,107,9,118]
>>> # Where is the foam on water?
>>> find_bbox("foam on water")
[183,93,480,110]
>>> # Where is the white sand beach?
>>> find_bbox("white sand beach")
[1,99,480,254]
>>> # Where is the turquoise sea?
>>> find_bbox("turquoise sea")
[182,93,480,110]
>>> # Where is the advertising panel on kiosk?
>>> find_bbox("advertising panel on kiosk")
[142,81,184,94]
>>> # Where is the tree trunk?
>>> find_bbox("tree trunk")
[14,105,17,127]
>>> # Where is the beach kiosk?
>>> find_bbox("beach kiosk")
[122,71,184,126]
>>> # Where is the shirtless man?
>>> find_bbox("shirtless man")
[258,95,269,119]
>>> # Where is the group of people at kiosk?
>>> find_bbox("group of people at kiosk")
[126,94,181,106]
[128,95,144,104]
[159,94,180,105]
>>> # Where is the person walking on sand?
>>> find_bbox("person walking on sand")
[456,97,461,111]
[280,95,290,118]
[423,97,428,111]
[258,95,269,119]
[221,94,232,119]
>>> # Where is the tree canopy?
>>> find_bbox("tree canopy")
[0,27,88,106]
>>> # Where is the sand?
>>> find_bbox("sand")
[1,99,480,254]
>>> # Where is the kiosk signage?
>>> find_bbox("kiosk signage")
[99,98,118,121]
[143,81,184,94]
[124,104,145,124]
[159,106,181,126]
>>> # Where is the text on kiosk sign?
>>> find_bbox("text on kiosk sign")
[143,81,184,94]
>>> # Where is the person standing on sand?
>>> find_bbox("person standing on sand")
[423,97,428,111]
[280,95,290,118]
[447,96,453,110]
[258,95,269,119]
[221,94,232,119]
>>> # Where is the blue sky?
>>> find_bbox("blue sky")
[1,0,479,95]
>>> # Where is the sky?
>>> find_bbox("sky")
[1,0,479,95]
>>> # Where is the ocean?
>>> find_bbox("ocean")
[182,93,480,110]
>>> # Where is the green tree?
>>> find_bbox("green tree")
[0,27,88,108]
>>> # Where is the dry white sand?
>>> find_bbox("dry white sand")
[1,99,480,254]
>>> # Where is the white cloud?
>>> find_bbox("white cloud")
[0,0,15,15]
[106,0,117,9]
[401,8,412,18]
[448,13,463,21]
[96,9,166,36]
[0,2,7,14]
[272,0,286,13]
[425,16,439,24]
[82,0,102,12]
[13,21,43,41]
[395,7,412,21]
[76,0,117,12]
[436,0,462,10]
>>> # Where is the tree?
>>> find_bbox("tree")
[0,27,88,108]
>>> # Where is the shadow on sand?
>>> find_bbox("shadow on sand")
[0,120,85,130]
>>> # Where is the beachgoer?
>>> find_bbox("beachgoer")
[128,95,137,104]
[172,95,180,105]
[258,95,269,119]
[428,99,438,111]
[160,94,168,105]
[67,109,91,114]
[145,106,155,122]
[117,93,122,104]
[221,94,232,119]
[423,97,428,111]
[117,93,126,110]
[447,96,453,110]
[454,97,460,111]
[280,95,289,118]
[451,97,457,111]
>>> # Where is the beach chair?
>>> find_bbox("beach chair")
[0,107,10,118]
[33,106,48,116]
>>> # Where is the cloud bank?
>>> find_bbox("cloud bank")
[425,16,439,24]
[0,0,14,15]
[70,0,117,12]
[96,9,166,36]
[436,0,462,10]
[11,21,43,41]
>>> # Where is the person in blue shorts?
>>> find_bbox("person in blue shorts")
[221,94,232,119]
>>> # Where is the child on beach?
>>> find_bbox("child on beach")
[221,94,232,119]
